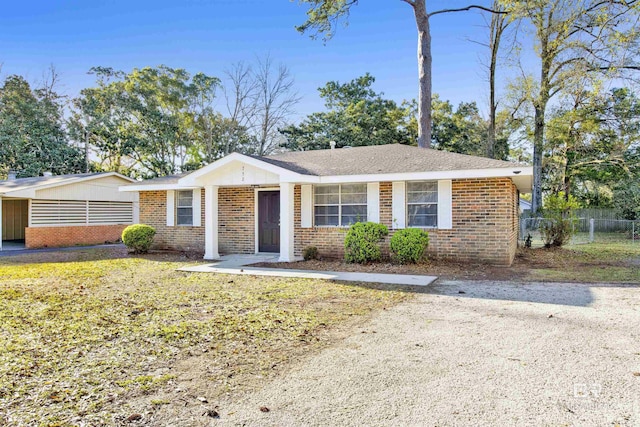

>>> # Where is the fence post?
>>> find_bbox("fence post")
[589,218,595,243]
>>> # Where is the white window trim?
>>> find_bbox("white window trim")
[314,183,368,227]
[406,180,439,229]
[176,190,194,226]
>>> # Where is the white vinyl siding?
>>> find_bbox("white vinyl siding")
[314,184,367,227]
[407,181,438,228]
[176,190,193,226]
[31,200,133,227]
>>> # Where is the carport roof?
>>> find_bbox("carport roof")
[0,172,134,196]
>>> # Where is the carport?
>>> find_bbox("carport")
[0,172,139,250]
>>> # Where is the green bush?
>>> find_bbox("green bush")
[344,222,388,264]
[390,228,430,264]
[303,246,319,261]
[122,224,156,254]
[539,192,579,248]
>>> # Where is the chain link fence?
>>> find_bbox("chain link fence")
[520,217,640,248]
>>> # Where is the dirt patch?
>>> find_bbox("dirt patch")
[252,246,640,283]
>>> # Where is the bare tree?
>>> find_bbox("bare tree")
[223,56,300,156]
[252,56,301,156]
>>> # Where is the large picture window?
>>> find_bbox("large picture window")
[314,184,367,226]
[407,181,438,227]
[176,190,193,226]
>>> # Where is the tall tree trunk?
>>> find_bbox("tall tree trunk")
[487,4,506,159]
[532,104,545,213]
[413,0,432,149]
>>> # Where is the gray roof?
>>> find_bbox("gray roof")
[256,144,524,176]
[0,172,113,194]
[123,172,191,187]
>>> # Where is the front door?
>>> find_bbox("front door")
[258,191,280,253]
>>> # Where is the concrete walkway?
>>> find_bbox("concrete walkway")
[179,254,438,286]
[0,243,125,257]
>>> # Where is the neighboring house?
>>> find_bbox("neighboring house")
[0,172,139,250]
[520,198,532,214]
[121,144,533,266]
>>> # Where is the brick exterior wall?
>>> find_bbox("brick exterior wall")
[139,178,520,265]
[218,187,255,254]
[139,190,205,252]
[25,224,127,249]
[293,178,519,266]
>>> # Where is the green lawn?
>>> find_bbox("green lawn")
[0,248,408,426]
[521,241,640,283]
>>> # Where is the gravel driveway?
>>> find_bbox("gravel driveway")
[217,280,640,427]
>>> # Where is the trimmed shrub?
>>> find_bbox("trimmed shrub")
[344,222,388,264]
[303,246,319,261]
[122,224,156,254]
[390,228,430,264]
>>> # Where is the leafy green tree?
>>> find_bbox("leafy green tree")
[502,0,640,212]
[280,74,416,150]
[431,95,488,156]
[543,88,640,206]
[296,0,506,149]
[70,66,221,178]
[0,75,85,178]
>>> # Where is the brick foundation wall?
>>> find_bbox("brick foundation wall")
[218,187,255,254]
[25,224,127,249]
[293,178,519,266]
[139,190,205,252]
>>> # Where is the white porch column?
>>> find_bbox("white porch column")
[279,182,295,262]
[204,185,220,260]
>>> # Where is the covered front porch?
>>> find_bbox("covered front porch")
[179,154,306,262]
[202,182,297,262]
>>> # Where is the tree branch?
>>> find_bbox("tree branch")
[428,4,508,18]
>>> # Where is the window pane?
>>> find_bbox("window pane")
[408,204,437,216]
[407,181,437,192]
[341,205,367,226]
[341,184,367,194]
[408,204,437,227]
[315,185,339,195]
[341,193,367,204]
[315,215,339,226]
[177,191,193,208]
[315,194,340,205]
[407,190,437,204]
[315,206,339,216]
[177,207,193,225]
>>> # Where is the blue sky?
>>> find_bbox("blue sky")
[0,0,524,119]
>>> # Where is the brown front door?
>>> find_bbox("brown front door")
[258,191,280,253]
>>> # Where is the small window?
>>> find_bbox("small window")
[176,190,193,226]
[407,181,438,227]
[314,184,367,226]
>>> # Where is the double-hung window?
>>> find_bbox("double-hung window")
[314,184,367,226]
[407,181,438,227]
[176,190,193,226]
